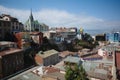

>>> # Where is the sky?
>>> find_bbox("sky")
[0,0,120,31]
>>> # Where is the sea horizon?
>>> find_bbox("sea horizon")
[84,29,119,36]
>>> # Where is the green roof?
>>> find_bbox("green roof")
[34,20,40,24]
[37,49,59,58]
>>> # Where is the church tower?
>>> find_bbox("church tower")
[29,9,34,22]
[28,9,34,31]
[24,9,34,31]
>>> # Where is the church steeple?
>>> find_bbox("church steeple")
[29,9,34,22]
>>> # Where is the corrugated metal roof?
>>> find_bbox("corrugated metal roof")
[64,56,80,64]
[9,72,41,80]
[94,69,107,74]
[8,66,42,80]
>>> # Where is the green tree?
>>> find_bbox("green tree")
[65,64,89,80]
[83,33,94,43]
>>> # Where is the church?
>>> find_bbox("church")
[24,10,49,32]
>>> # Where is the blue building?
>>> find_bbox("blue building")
[106,32,120,42]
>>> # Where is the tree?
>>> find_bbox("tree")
[65,64,89,80]
[83,33,94,43]
[23,48,36,67]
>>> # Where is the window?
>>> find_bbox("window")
[8,22,10,27]
[16,26,18,29]
[12,26,14,29]
[0,22,1,26]
[6,18,8,21]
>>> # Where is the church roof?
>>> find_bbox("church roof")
[34,20,40,24]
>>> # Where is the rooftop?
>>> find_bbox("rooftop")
[54,60,65,71]
[8,66,63,80]
[44,72,65,80]
[37,49,59,58]
[0,48,23,57]
[59,51,77,58]
[82,53,102,60]
[82,59,113,72]
[49,27,77,33]
[12,72,41,80]
[64,56,80,64]
[88,69,108,79]
[44,66,60,74]
[8,66,42,80]
[0,41,15,46]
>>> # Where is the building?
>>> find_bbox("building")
[59,51,78,60]
[30,32,43,46]
[115,50,120,80]
[64,56,82,66]
[42,66,65,80]
[95,34,106,41]
[81,43,120,80]
[106,32,120,42]
[54,56,82,73]
[24,10,49,32]
[15,32,31,49]
[83,60,113,80]
[0,14,23,40]
[101,43,120,59]
[43,31,50,39]
[14,31,43,49]
[49,27,77,42]
[0,41,24,79]
[35,49,59,66]
[76,27,84,40]
[39,23,49,32]
[8,66,42,80]
[9,66,65,80]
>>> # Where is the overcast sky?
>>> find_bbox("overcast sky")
[0,0,120,30]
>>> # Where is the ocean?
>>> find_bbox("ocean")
[84,29,111,36]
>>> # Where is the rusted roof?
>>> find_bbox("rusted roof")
[59,51,77,58]
[44,66,60,74]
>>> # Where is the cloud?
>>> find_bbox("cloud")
[0,5,120,31]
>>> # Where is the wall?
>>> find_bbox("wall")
[35,55,43,65]
[0,58,2,78]
[1,50,24,79]
[115,51,120,70]
[43,53,59,66]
